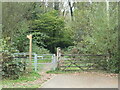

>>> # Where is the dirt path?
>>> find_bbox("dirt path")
[41,72,118,88]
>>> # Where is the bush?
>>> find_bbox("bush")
[1,38,27,79]
[32,44,50,54]
[106,53,120,73]
[63,46,76,54]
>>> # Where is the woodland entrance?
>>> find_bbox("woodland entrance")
[57,48,109,71]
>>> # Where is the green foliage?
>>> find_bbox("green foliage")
[32,44,50,54]
[107,53,119,73]
[2,2,74,53]
[2,2,119,74]
[12,21,29,52]
[69,2,119,73]
[2,2,35,52]
[2,2,33,38]
[31,10,73,53]
[1,38,27,79]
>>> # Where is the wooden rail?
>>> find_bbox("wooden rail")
[61,54,109,56]
[57,47,109,71]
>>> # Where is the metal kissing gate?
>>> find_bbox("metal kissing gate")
[34,54,56,71]
[13,53,56,72]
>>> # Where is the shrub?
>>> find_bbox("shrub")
[106,53,120,73]
[1,38,27,79]
[32,44,50,54]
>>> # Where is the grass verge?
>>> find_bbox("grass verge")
[46,68,108,74]
[2,71,41,88]
[46,69,82,74]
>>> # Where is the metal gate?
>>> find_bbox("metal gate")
[34,54,56,71]
[13,53,56,72]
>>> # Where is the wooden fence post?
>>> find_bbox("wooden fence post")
[27,34,32,72]
[57,47,61,69]
[57,47,61,61]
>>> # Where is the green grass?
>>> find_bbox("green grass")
[2,71,41,88]
[46,68,107,74]
[46,67,83,74]
[37,59,52,63]
[46,70,73,74]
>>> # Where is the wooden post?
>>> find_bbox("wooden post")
[57,47,61,70]
[27,34,32,72]
[57,47,61,61]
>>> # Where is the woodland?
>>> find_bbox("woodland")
[0,2,119,80]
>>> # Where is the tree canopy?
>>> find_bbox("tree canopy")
[1,2,119,73]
